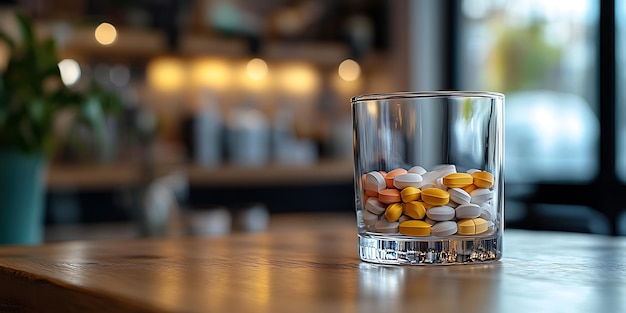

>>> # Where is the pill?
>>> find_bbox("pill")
[455,203,481,219]
[403,201,426,219]
[385,168,408,188]
[443,173,473,188]
[421,188,450,206]
[399,220,431,236]
[479,202,494,221]
[425,205,455,221]
[365,171,386,192]
[449,188,471,204]
[365,198,386,215]
[385,203,403,222]
[418,165,456,186]
[472,171,494,188]
[424,217,437,225]
[447,201,459,208]
[398,214,412,223]
[470,188,494,204]
[394,173,423,189]
[362,209,379,225]
[375,218,399,233]
[365,189,378,197]
[400,186,421,202]
[420,183,437,190]
[408,165,427,175]
[456,218,489,235]
[431,221,458,237]
[435,177,448,191]
[378,189,402,204]
[421,201,435,209]
[462,184,478,194]
[466,168,481,175]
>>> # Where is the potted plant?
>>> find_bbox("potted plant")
[0,12,119,245]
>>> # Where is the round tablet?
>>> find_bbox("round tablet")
[365,171,385,192]
[431,221,458,237]
[399,220,431,236]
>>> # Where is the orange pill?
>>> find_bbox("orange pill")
[385,168,408,188]
[378,189,401,204]
[462,184,478,194]
[472,171,494,188]
[365,189,379,197]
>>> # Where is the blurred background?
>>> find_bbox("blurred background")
[1,0,625,239]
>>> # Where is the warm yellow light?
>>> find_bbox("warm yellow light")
[338,59,361,81]
[276,63,319,95]
[246,58,268,80]
[237,60,269,92]
[190,58,231,90]
[95,22,117,45]
[146,57,186,92]
[58,59,82,86]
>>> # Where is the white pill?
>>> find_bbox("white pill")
[449,188,471,204]
[455,203,481,219]
[398,214,412,223]
[470,188,494,204]
[365,171,386,192]
[435,177,448,191]
[408,165,427,175]
[362,209,379,225]
[375,219,399,233]
[365,198,386,215]
[479,202,495,221]
[466,168,481,174]
[419,165,457,187]
[420,183,437,190]
[426,206,455,221]
[431,221,458,237]
[393,173,423,189]
[447,201,459,208]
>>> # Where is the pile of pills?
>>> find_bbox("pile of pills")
[360,164,497,237]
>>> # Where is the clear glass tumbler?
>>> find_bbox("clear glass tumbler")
[352,91,504,264]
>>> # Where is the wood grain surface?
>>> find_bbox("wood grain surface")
[0,214,625,313]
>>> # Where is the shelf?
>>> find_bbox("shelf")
[46,159,354,190]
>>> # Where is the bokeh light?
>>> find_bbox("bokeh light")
[190,58,232,90]
[95,22,117,45]
[338,59,361,82]
[246,58,268,80]
[58,59,81,86]
[146,57,186,92]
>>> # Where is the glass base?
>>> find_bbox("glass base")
[358,233,502,265]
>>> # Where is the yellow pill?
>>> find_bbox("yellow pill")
[385,203,403,222]
[399,220,431,236]
[401,187,421,202]
[472,171,494,188]
[421,188,450,206]
[442,173,473,188]
[403,201,426,219]
[456,218,489,235]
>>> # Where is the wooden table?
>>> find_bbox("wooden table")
[0,214,625,313]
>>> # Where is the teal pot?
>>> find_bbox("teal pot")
[0,149,46,245]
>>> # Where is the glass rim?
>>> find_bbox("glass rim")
[351,91,505,103]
